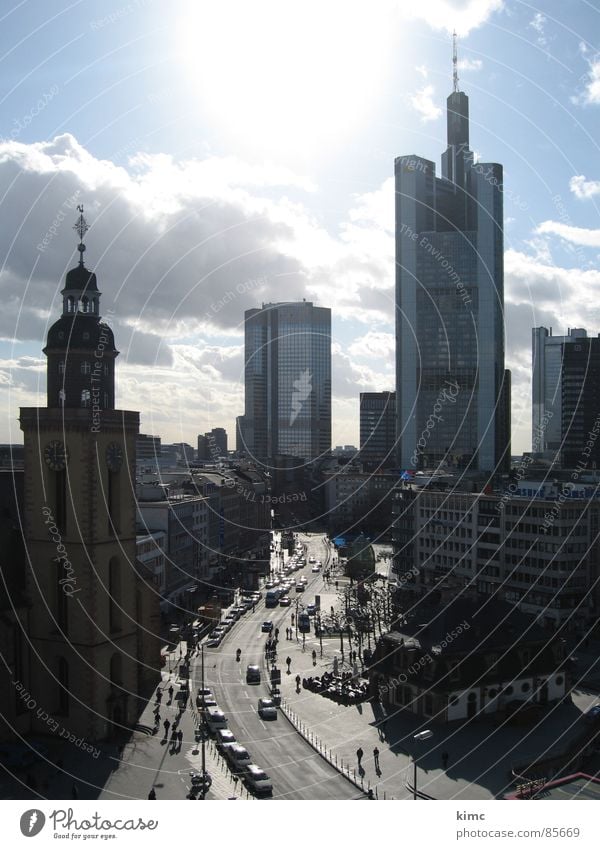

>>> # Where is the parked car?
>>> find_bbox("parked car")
[215,728,236,751]
[196,690,217,708]
[225,744,252,773]
[258,698,277,720]
[244,764,273,796]
[205,706,228,733]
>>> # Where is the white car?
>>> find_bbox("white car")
[225,744,252,773]
[244,764,273,796]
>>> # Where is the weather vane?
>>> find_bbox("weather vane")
[73,204,89,266]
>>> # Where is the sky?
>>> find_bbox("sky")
[1,0,599,455]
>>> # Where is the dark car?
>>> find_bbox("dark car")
[246,664,261,684]
[261,621,273,633]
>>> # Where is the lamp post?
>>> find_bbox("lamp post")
[413,729,433,800]
[199,644,207,799]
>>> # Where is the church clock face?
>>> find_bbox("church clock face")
[44,440,69,471]
[106,441,123,472]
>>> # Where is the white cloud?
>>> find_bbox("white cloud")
[529,12,546,33]
[536,220,600,247]
[573,52,600,105]
[348,331,395,361]
[398,0,504,35]
[410,85,443,122]
[416,65,429,78]
[458,57,483,71]
[569,174,600,199]
[0,133,399,446]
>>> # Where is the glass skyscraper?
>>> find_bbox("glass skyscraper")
[243,301,331,464]
[395,61,510,472]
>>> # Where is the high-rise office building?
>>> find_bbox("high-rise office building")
[532,326,588,454]
[360,391,396,471]
[395,40,509,472]
[243,301,331,464]
[561,335,600,469]
[197,427,228,462]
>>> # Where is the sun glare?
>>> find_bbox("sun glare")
[177,0,393,161]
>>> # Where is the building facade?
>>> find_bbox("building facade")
[395,63,509,472]
[561,335,600,469]
[19,211,160,741]
[243,301,331,465]
[532,326,589,455]
[360,391,396,471]
[392,481,600,631]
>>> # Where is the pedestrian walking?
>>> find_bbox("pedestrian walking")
[373,747,380,769]
[356,746,363,765]
[168,685,174,701]
[286,656,292,672]
[442,751,449,770]
[148,788,156,799]
[163,719,170,735]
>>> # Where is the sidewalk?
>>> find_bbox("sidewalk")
[275,626,596,800]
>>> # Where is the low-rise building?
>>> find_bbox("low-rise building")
[392,478,600,632]
[371,591,568,722]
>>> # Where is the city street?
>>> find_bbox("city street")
[193,532,361,800]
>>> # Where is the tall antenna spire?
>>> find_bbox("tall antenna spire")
[73,204,89,267]
[452,30,459,92]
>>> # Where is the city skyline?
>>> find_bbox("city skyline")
[0,2,599,456]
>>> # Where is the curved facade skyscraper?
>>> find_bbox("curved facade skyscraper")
[243,301,331,465]
[395,68,510,473]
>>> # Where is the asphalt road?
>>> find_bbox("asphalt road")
[191,533,361,800]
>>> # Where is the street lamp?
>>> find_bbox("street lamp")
[413,729,433,800]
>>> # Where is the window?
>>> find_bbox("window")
[81,389,91,407]
[57,657,69,715]
[58,361,65,374]
[81,361,91,375]
[56,560,68,633]
[109,557,122,632]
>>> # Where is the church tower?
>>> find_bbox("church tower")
[20,207,158,742]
